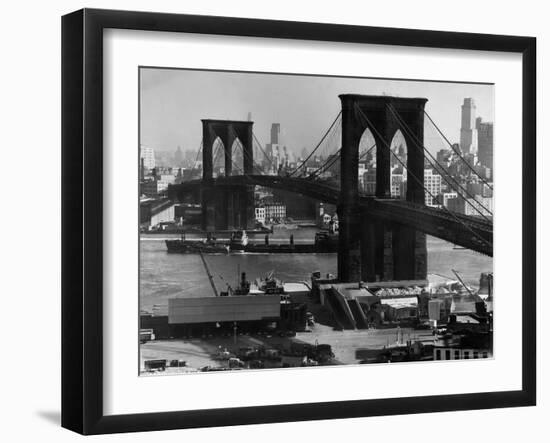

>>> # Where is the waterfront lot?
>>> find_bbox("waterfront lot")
[140,325,435,374]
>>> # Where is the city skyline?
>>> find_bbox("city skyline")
[140,68,494,158]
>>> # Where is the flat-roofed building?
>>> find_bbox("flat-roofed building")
[264,203,286,221]
[424,169,442,207]
[255,206,266,224]
[168,295,281,325]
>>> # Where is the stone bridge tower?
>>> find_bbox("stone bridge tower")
[201,119,255,231]
[338,94,428,283]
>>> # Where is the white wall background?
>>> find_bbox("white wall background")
[0,0,546,441]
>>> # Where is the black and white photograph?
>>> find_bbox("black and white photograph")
[139,68,494,375]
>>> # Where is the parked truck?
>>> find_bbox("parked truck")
[144,359,166,372]
[139,328,155,344]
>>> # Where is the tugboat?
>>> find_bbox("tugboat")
[220,270,251,296]
[165,232,229,254]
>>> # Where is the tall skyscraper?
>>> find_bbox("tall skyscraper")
[265,123,282,173]
[460,98,478,155]
[476,117,493,171]
[270,123,280,145]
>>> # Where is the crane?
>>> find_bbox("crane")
[451,269,475,297]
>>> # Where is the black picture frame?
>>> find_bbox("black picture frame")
[61,8,536,435]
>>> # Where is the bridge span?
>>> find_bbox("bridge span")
[168,174,493,257]
[168,95,493,283]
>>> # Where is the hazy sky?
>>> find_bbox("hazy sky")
[140,68,494,156]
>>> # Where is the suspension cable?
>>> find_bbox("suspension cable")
[387,103,491,211]
[188,140,203,177]
[386,102,492,220]
[308,147,341,179]
[228,125,264,175]
[212,138,224,170]
[252,132,275,173]
[424,110,493,191]
[297,115,342,178]
[353,103,492,248]
[289,110,342,177]
[387,103,493,220]
[308,142,376,181]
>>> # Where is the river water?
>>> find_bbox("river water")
[140,228,492,313]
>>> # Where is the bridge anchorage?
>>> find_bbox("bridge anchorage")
[169,94,493,284]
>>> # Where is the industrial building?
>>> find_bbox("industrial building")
[141,292,308,339]
[140,198,175,229]
[169,295,281,325]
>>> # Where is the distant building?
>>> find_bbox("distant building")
[358,162,367,189]
[391,167,406,198]
[434,347,490,361]
[464,196,493,217]
[140,146,156,170]
[255,207,266,224]
[476,117,493,171]
[153,166,173,176]
[264,203,286,221]
[265,123,282,172]
[359,167,406,198]
[439,191,458,208]
[424,169,442,207]
[475,163,492,181]
[436,148,453,168]
[379,296,418,322]
[363,169,376,195]
[428,299,443,322]
[184,148,196,165]
[305,166,318,176]
[321,213,332,225]
[391,142,407,168]
[159,174,176,185]
[174,146,184,166]
[140,199,175,228]
[317,202,338,227]
[141,179,169,197]
[460,98,478,155]
[466,181,483,196]
[447,195,493,217]
[270,123,280,145]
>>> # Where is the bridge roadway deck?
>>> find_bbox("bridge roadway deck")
[168,175,493,256]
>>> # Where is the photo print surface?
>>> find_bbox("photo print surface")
[138,67,494,375]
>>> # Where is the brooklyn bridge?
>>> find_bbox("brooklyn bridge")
[168,94,493,283]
